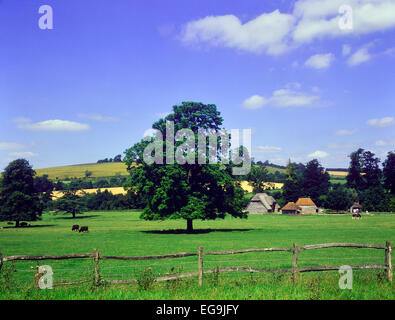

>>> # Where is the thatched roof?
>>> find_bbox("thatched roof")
[250,193,276,209]
[282,202,301,211]
[295,197,316,207]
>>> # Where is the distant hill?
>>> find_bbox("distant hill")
[35,162,287,180]
[35,162,130,180]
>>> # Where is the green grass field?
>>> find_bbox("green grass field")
[0,211,394,300]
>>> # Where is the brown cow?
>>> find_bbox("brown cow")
[72,225,79,231]
[79,226,88,232]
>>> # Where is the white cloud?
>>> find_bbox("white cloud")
[8,151,37,158]
[308,150,329,158]
[335,129,357,136]
[293,0,395,43]
[181,10,295,55]
[366,117,394,128]
[347,47,371,66]
[15,118,90,132]
[0,142,25,150]
[270,88,319,107]
[305,53,334,69]
[242,95,267,109]
[342,44,351,56]
[181,1,395,55]
[78,113,118,122]
[257,146,282,153]
[242,85,321,109]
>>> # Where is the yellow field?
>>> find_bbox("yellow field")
[35,162,130,180]
[327,170,348,176]
[239,181,283,193]
[52,187,127,199]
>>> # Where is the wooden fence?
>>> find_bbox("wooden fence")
[0,242,392,287]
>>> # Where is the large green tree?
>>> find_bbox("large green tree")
[347,149,382,191]
[347,148,364,190]
[362,151,382,188]
[282,159,303,202]
[302,159,330,204]
[123,102,248,233]
[54,190,86,219]
[0,159,43,227]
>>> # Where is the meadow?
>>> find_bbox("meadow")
[34,162,130,180]
[0,211,394,299]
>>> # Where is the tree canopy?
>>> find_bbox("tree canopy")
[54,190,86,219]
[282,159,329,205]
[123,102,248,232]
[347,148,382,191]
[0,159,43,227]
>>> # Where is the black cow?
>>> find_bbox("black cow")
[79,226,89,232]
[72,224,79,231]
[20,222,29,227]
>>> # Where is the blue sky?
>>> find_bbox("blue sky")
[1,0,394,170]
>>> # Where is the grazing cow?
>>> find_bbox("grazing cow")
[352,213,362,219]
[79,226,88,233]
[20,222,29,227]
[72,225,79,231]
[7,222,13,225]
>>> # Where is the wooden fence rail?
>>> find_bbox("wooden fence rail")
[0,242,392,287]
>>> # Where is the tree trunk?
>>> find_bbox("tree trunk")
[15,220,19,228]
[186,219,193,233]
[72,209,76,219]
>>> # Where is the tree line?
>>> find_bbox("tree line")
[248,149,395,212]
[1,102,394,230]
[97,154,122,163]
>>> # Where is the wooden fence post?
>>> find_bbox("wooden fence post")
[93,249,101,286]
[34,265,40,289]
[198,246,204,286]
[385,241,392,283]
[292,243,299,284]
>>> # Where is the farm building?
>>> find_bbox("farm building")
[281,202,301,215]
[350,202,362,213]
[246,193,280,214]
[295,197,318,214]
